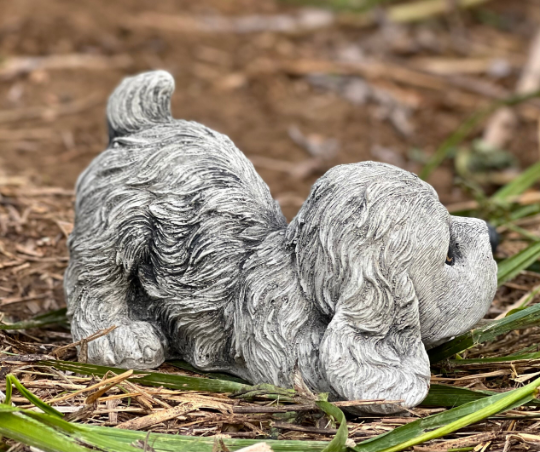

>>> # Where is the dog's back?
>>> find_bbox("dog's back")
[65,71,287,369]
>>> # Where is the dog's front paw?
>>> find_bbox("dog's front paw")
[84,322,166,369]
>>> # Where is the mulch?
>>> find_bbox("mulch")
[1,178,540,451]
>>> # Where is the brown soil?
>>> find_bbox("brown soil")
[1,0,539,219]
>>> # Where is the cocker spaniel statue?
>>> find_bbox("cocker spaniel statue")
[65,71,497,414]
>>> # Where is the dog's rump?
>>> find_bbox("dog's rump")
[68,115,287,370]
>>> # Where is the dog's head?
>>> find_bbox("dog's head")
[286,162,497,411]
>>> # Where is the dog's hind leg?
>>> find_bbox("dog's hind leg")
[64,71,179,369]
[65,215,167,370]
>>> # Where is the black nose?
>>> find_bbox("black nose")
[487,222,499,254]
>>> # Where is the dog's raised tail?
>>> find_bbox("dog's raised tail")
[107,70,174,141]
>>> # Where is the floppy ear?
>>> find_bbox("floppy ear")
[318,245,430,414]
[288,163,435,414]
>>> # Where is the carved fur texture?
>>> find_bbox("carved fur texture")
[65,71,498,414]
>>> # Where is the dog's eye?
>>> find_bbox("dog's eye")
[446,245,454,266]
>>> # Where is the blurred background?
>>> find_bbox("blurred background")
[1,0,540,317]
[1,0,539,219]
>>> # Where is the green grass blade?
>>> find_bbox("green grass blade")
[419,89,540,180]
[39,361,350,449]
[492,161,540,200]
[0,308,68,331]
[424,383,540,408]
[41,359,251,394]
[0,407,93,452]
[497,241,540,286]
[317,400,348,452]
[421,384,493,407]
[3,374,63,418]
[43,360,302,401]
[44,360,304,402]
[0,405,329,452]
[78,422,328,451]
[447,350,540,365]
[2,382,538,452]
[168,360,249,384]
[355,375,540,452]
[429,302,540,363]
[507,204,540,222]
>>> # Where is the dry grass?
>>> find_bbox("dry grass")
[1,174,540,452]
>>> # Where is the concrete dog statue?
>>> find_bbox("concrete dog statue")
[65,71,497,414]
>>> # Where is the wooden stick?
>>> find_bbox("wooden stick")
[0,128,57,142]
[52,326,117,358]
[115,403,195,430]
[482,28,540,151]
[47,369,132,404]
[0,54,132,80]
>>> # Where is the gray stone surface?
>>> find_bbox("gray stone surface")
[65,71,497,414]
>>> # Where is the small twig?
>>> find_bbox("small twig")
[0,354,56,363]
[106,398,121,425]
[115,403,195,431]
[126,10,334,34]
[47,368,131,404]
[14,187,75,197]
[333,399,404,407]
[52,325,116,359]
[387,0,491,23]
[0,293,50,306]
[272,422,339,436]
[85,370,135,405]
[431,369,511,381]
[123,380,172,411]
[0,54,132,80]
[63,402,97,422]
[0,128,58,142]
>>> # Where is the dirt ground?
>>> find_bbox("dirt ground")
[1,0,540,218]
